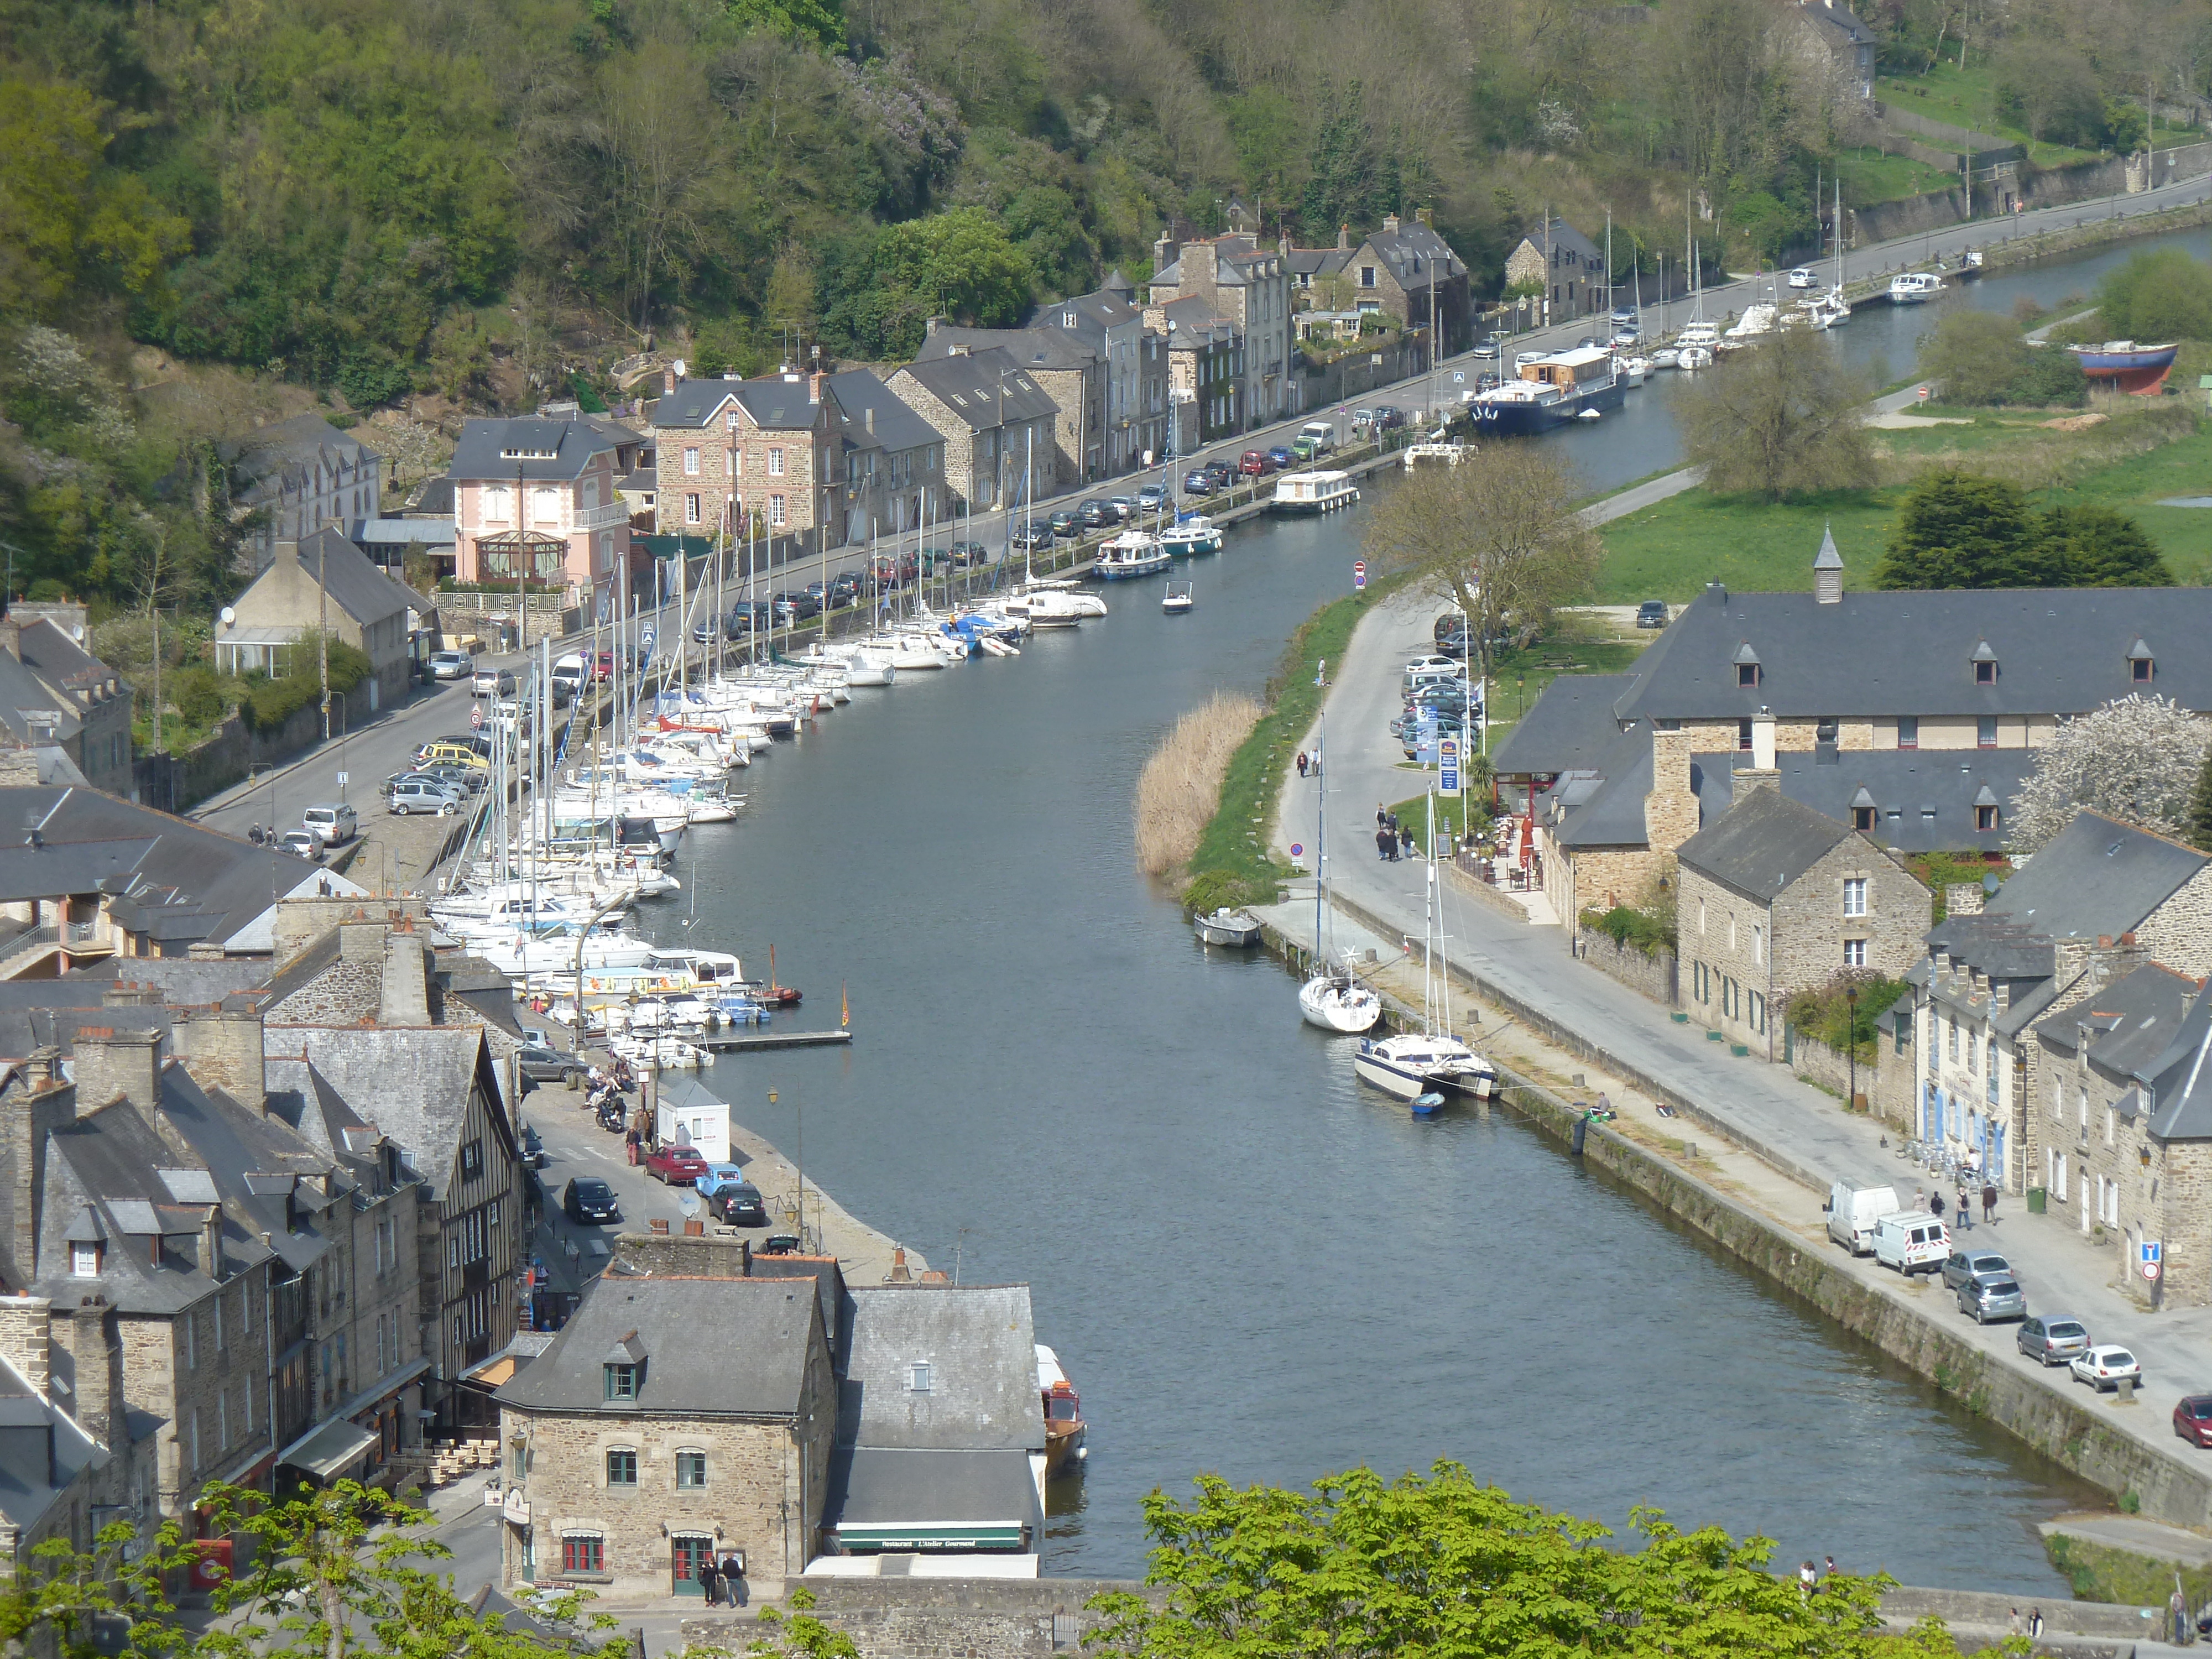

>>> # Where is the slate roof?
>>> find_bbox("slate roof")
[2142,981,2212,1141]
[837,1285,1042,1453]
[1359,219,1468,284]
[1514,216,1601,268]
[222,416,380,507]
[822,372,938,456]
[2034,962,2199,1071]
[153,1060,348,1276]
[1984,811,2206,943]
[651,377,826,433]
[1157,296,1239,349]
[1802,0,1877,48]
[1025,287,1146,342]
[915,326,1098,374]
[1692,749,2036,854]
[889,351,1058,429]
[495,1275,822,1417]
[0,1355,102,1532]
[240,529,422,631]
[822,1446,1041,1532]
[449,416,622,483]
[1492,675,1636,779]
[1674,786,1853,900]
[1544,723,1656,850]
[1615,582,2212,722]
[264,1027,497,1199]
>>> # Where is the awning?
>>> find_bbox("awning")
[831,1522,1027,1551]
[279,1419,379,1481]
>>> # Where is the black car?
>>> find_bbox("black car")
[1375,406,1409,431]
[1010,521,1052,550]
[563,1177,620,1225]
[521,1125,547,1168]
[1078,499,1113,529]
[951,540,990,566]
[1183,471,1220,496]
[771,590,820,624]
[828,572,863,609]
[727,600,770,635]
[755,1233,802,1256]
[517,1046,586,1086]
[711,1181,769,1225]
[1636,599,1670,629]
[1047,509,1081,539]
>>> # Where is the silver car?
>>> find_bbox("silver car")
[1958,1275,2025,1324]
[387,779,462,816]
[2017,1314,2090,1366]
[1941,1249,2013,1292]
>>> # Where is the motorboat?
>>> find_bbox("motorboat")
[1161,580,1194,615]
[1271,471,1360,513]
[1619,356,1649,385]
[1095,529,1172,580]
[1004,588,1086,629]
[1191,905,1259,946]
[1157,514,1223,556]
[1809,292,1852,330]
[1037,1345,1087,1474]
[1299,969,1381,1034]
[1723,304,1776,340]
[1889,272,1945,303]
[1674,321,1720,351]
[1679,345,1714,371]
[1353,1032,1498,1102]
[1024,579,1107,618]
[1648,347,1681,370]
[1468,347,1624,435]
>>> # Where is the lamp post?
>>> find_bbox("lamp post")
[331,691,349,805]
[1846,984,1861,1111]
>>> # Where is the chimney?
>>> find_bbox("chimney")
[1642,727,1700,854]
[1749,713,1776,770]
[197,1207,222,1277]
[0,1297,50,1396]
[1813,523,1845,604]
[0,1061,72,1291]
[338,920,384,964]
[924,316,944,339]
[1417,207,1434,227]
[2089,933,2148,993]
[808,372,823,405]
[1945,882,1985,918]
[1707,580,1728,607]
[1337,223,1350,252]
[1383,213,1400,233]
[1733,767,1782,797]
[58,1303,120,1448]
[171,999,266,1105]
[380,928,431,1027]
[69,1027,162,1112]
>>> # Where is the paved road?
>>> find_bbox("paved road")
[1283,584,2212,1509]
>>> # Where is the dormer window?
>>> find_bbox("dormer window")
[1975,785,2000,832]
[1850,788,1877,833]
[1971,641,1998,684]
[2130,638,2154,682]
[1733,643,1761,688]
[71,1242,100,1277]
[604,1363,638,1400]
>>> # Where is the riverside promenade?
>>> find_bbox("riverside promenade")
[1269,581,2212,1530]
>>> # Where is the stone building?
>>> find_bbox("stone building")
[0,604,134,799]
[883,350,1060,515]
[221,415,382,573]
[822,371,945,542]
[215,529,425,716]
[1146,298,1243,452]
[1503,216,1606,320]
[1147,233,1294,427]
[448,415,642,598]
[1028,275,1171,475]
[2030,962,2212,1305]
[0,1297,113,1571]
[1674,773,1930,1061]
[1292,215,1472,352]
[914,323,1102,490]
[495,1272,836,1597]
[650,374,843,549]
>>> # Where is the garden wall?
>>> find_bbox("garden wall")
[1573,925,1677,1006]
[131,701,324,816]
[1296,335,1428,411]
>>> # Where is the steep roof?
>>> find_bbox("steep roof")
[1026,287,1145,341]
[2035,961,2199,1073]
[2141,980,2212,1141]
[1358,218,1468,284]
[1545,723,1656,850]
[1157,296,1239,348]
[1614,582,2212,722]
[1491,675,1636,779]
[822,371,938,456]
[0,1353,101,1532]
[222,416,379,504]
[1674,785,1854,900]
[1984,811,2206,943]
[495,1275,822,1417]
[263,1027,497,1198]
[449,416,623,483]
[915,326,1098,373]
[650,375,828,433]
[1514,216,1601,265]
[1692,749,2034,854]
[837,1285,1043,1452]
[242,529,421,630]
[889,350,1058,429]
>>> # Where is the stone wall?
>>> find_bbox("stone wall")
[1769,838,1931,992]
[1293,334,1426,411]
[2128,860,2212,979]
[1574,926,1677,1006]
[1676,866,1777,1058]
[132,698,324,816]
[681,1579,1163,1659]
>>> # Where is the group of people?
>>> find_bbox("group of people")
[1296,750,1321,779]
[695,1549,748,1606]
[1375,807,1420,862]
[1913,1182,2000,1230]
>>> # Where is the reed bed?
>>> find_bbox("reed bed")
[1134,691,1264,876]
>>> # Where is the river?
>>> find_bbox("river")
[633,232,2199,1587]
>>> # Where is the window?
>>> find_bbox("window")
[725,410,739,431]
[676,1451,708,1489]
[243,1375,253,1432]
[1948,1018,1958,1062]
[1752,925,1764,966]
[907,1362,933,1393]
[1977,716,1997,749]
[1975,659,1996,685]
[1843,878,1867,917]
[1853,806,1876,832]
[216,1288,226,1348]
[604,1363,638,1401]
[70,1243,99,1277]
[1844,938,1867,967]
[1897,716,1918,750]
[1976,804,1999,831]
[769,494,786,527]
[561,1536,603,1574]
[768,447,785,476]
[483,485,511,523]
[1750,992,1766,1035]
[606,1449,638,1486]
[1967,1031,1978,1074]
[190,1410,200,1475]
[1737,664,1759,688]
[2106,1108,2117,1147]
[460,1140,484,1183]
[185,1313,195,1368]
[684,448,701,476]
[217,1390,227,1451]
[2133,656,2153,682]
[533,486,559,524]
[684,493,701,525]
[1360,265,1377,288]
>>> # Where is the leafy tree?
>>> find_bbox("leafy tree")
[749,1585,860,1657]
[1086,1463,1901,1659]
[2041,504,2173,586]
[2013,695,2211,851]
[732,0,847,50]
[2094,248,2212,342]
[1919,313,2088,408]
[1677,329,1875,502]
[1299,80,1376,243]
[2188,746,2212,853]
[1874,471,2059,588]
[1223,90,1303,201]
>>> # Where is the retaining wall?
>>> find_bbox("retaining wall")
[131,699,325,816]
[1442,858,1542,927]
[681,1578,1162,1659]
[1574,925,1677,1006]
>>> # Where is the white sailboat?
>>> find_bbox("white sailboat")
[1352,795,1496,1104]
[1297,659,1381,1035]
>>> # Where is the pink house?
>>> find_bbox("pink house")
[448,415,650,599]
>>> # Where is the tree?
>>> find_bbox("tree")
[1918,312,2033,408]
[1085,1463,1902,1659]
[873,208,1033,327]
[2188,746,2212,853]
[1677,330,1875,502]
[2094,248,2212,342]
[1298,80,1376,243]
[1363,445,1601,703]
[2012,695,2211,852]
[2041,504,2174,586]
[1874,471,2060,589]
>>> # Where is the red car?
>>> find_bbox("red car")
[593,650,615,682]
[1238,450,1274,477]
[644,1146,709,1186]
[2176,1396,2212,1446]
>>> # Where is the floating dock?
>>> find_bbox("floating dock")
[698,1027,854,1052]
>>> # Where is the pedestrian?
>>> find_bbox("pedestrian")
[1387,829,1402,862]
[698,1556,721,1606]
[1931,1190,1946,1224]
[1387,811,1400,834]
[1376,826,1392,860]
[1824,1556,1838,1583]
[2008,1609,2022,1639]
[722,1552,746,1606]
[2172,1587,2188,1646]
[1798,1561,1817,1600]
[1957,1186,1973,1230]
[2028,1609,2045,1641]
[1297,751,1310,779]
[1377,805,1388,829]
[1983,1182,1998,1223]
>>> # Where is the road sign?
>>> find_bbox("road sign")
[1290,843,1304,859]
[335,772,348,786]
[2142,1240,2163,1281]
[1452,372,1465,384]
[1440,737,1459,795]
[469,706,483,729]
[1917,384,1931,403]
[1353,559,1368,591]
[640,624,656,649]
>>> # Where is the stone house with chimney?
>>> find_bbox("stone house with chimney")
[1147,233,1293,427]
[1029,275,1171,474]
[1504,216,1606,319]
[447,416,641,600]
[215,528,424,715]
[1673,777,1930,1061]
[0,604,133,799]
[822,371,945,542]
[1292,216,1472,352]
[883,350,1059,515]
[913,322,1102,491]
[221,415,382,573]
[651,374,843,549]
[1146,298,1242,452]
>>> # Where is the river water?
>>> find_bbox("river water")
[636,234,2197,1588]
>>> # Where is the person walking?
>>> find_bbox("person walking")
[1377,805,1388,830]
[1824,1556,1838,1583]
[1798,1561,1817,1601]
[2027,1609,2045,1640]
[2171,1587,2188,1646]
[1376,826,1393,860]
[1387,829,1402,863]
[698,1555,722,1606]
[1956,1186,1973,1230]
[722,1552,747,1607]
[1297,751,1310,779]
[1983,1182,1998,1223]
[1931,1190,1946,1225]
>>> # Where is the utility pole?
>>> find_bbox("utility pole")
[316,530,331,743]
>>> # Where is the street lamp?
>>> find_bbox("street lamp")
[332,690,349,804]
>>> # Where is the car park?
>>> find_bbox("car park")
[1957,1275,2025,1324]
[515,1046,587,1085]
[1079,499,1113,529]
[1238,452,1274,477]
[644,1145,710,1185]
[387,779,461,816]
[1636,600,1670,629]
[711,1181,769,1225]
[472,667,515,698]
[302,803,357,846]
[429,649,473,680]
[2071,1345,2142,1391]
[276,830,325,862]
[2175,1396,2212,1447]
[562,1178,621,1225]
[2016,1314,2091,1366]
[1940,1249,2013,1292]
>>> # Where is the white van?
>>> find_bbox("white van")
[1298,420,1337,454]
[551,654,588,702]
[1825,1182,1900,1255]
[1872,1212,1949,1276]
[301,803,357,847]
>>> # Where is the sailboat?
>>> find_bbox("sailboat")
[1297,659,1382,1035]
[1352,795,1496,1104]
[1811,179,1852,329]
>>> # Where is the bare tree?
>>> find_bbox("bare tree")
[593,41,732,337]
[1362,445,1601,699]
[1676,329,1875,501]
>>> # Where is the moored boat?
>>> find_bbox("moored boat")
[1888,272,1944,304]
[1094,528,1172,580]
[1192,905,1259,946]
[1271,470,1360,514]
[1468,346,1624,435]
[1353,1032,1498,1101]
[1038,1345,1087,1474]
[1300,968,1381,1033]
[1161,579,1194,615]
[1158,514,1222,556]
[2067,339,2179,395]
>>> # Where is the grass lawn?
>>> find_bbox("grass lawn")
[1474,626,1654,755]
[1834,147,1966,208]
[2038,416,2212,582]
[1874,62,2100,166]
[1594,488,1908,602]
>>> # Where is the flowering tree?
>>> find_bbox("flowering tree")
[2012,695,2211,852]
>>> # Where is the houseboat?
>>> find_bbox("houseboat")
[1271,471,1360,514]
[1467,346,1624,436]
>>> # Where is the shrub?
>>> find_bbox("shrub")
[171,666,228,727]
[1583,903,1674,957]
[1783,970,1911,1053]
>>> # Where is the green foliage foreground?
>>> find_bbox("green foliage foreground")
[1085,1462,1929,1659]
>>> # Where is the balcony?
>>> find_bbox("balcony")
[575,502,632,533]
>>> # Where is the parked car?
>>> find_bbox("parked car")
[1469,341,1499,361]
[419,764,483,795]
[1635,599,1670,629]
[1940,1249,2013,1292]
[1374,406,1408,432]
[1609,306,1639,325]
[2017,1314,2091,1366]
[562,1178,621,1225]
[771,591,819,623]
[1047,509,1081,539]
[1078,499,1113,529]
[2174,1395,2212,1447]
[1610,328,1641,346]
[1266,446,1295,469]
[387,779,461,816]
[1183,471,1220,496]
[2071,1344,2142,1391]
[829,572,863,609]
[1787,267,1818,289]
[552,654,588,700]
[711,1182,769,1225]
[1136,484,1168,512]
[1958,1275,2025,1324]
[429,649,473,680]
[516,1046,586,1085]
[593,649,618,680]
[1238,451,1274,477]
[644,1145,711,1185]
[951,539,992,565]
[472,667,515,698]
[1434,627,1469,659]
[1290,436,1320,463]
[276,830,325,862]
[1010,520,1051,550]
[520,1125,547,1168]
[755,1233,801,1255]
[1515,351,1545,368]
[692,1162,747,1198]
[302,803,357,846]
[1350,408,1377,433]
[691,614,723,644]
